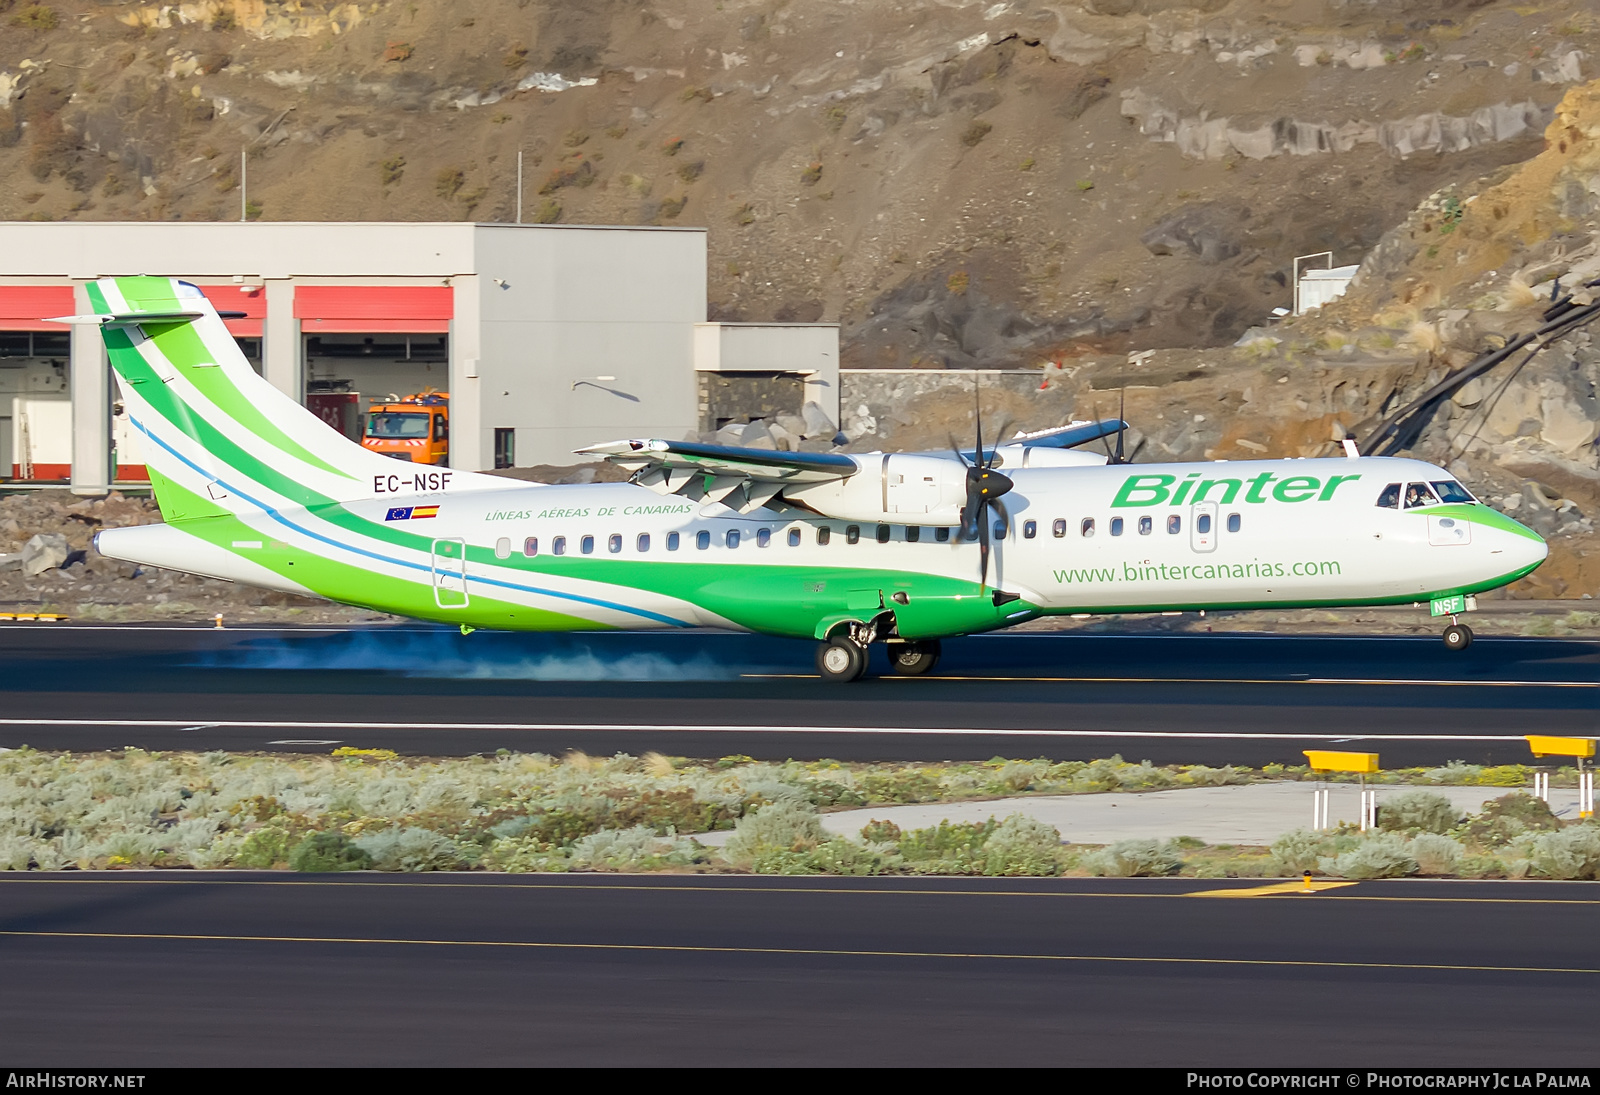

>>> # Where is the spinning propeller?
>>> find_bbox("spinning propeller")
[952,392,1014,592]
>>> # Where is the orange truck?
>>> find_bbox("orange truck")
[362,390,449,465]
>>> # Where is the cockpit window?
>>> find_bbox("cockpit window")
[1376,483,1401,510]
[1404,482,1440,509]
[1431,480,1476,504]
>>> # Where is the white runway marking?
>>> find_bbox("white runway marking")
[0,718,1573,743]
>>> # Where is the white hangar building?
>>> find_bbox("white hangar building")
[0,221,839,493]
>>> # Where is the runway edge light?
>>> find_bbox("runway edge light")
[1524,736,1596,759]
[1302,750,1379,774]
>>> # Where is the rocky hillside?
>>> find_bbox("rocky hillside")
[1,0,1594,360]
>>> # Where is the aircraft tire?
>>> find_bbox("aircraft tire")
[816,637,869,682]
[1442,623,1473,651]
[888,640,941,676]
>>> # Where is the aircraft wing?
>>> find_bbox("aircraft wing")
[576,438,859,512]
[952,418,1127,463]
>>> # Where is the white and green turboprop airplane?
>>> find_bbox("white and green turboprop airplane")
[65,277,1546,680]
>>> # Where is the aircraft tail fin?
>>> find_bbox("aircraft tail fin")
[65,277,503,520]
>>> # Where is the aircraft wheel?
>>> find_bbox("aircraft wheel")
[816,637,869,682]
[1442,623,1473,651]
[888,640,941,676]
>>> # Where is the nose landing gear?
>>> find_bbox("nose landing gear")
[888,639,942,676]
[1442,620,1474,651]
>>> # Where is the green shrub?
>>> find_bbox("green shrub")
[611,787,737,834]
[897,819,996,865]
[481,836,569,873]
[1319,833,1417,879]
[569,826,702,870]
[1527,826,1600,880]
[981,815,1062,876]
[721,800,826,867]
[1378,790,1460,834]
[1269,828,1329,874]
[1455,793,1559,847]
[288,831,372,873]
[10,6,58,31]
[355,827,474,872]
[1080,838,1183,878]
[1408,833,1463,875]
[379,156,406,187]
[234,826,292,868]
[0,835,38,870]
[859,819,902,843]
[861,769,942,804]
[435,167,465,199]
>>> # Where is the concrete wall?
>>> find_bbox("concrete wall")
[474,225,706,466]
[693,322,839,424]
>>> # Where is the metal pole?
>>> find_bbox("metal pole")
[240,149,247,222]
[516,150,523,224]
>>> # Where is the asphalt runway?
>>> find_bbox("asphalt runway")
[0,624,1593,765]
[0,872,1595,1066]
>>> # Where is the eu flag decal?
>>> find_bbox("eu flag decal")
[385,506,440,522]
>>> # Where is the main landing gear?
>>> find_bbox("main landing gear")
[814,637,943,682]
[816,636,869,682]
[1442,620,1474,651]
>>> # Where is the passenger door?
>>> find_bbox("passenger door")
[431,538,469,608]
[1190,502,1217,553]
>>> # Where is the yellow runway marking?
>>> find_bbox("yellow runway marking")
[1186,881,1358,897]
[1,876,1597,905]
[1,929,1595,975]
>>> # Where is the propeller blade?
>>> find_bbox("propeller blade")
[1113,387,1126,464]
[977,496,990,589]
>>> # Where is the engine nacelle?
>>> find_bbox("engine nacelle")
[991,445,1108,469]
[781,453,967,526]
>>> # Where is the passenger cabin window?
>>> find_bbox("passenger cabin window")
[817,526,832,546]
[936,527,951,542]
[1432,480,1476,504]
[993,519,1008,540]
[1404,482,1440,509]
[1376,483,1401,510]
[788,527,801,547]
[876,524,891,544]
[666,532,680,551]
[637,533,650,552]
[608,534,622,554]
[726,529,740,549]
[906,526,920,543]
[1023,520,1037,539]
[523,537,538,557]
[1226,513,1241,534]
[494,537,511,560]
[580,535,595,555]
[1138,516,1152,536]
[1052,518,1067,538]
[846,525,861,544]
[552,536,567,556]
[1196,514,1211,535]
[1110,517,1124,537]
[1081,518,1095,538]
[696,530,711,550]
[757,528,771,548]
